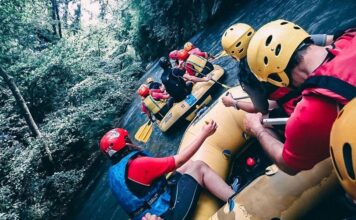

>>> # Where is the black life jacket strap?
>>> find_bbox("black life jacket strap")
[301,75,356,101]
[277,75,356,107]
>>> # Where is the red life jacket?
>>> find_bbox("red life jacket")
[268,30,356,115]
[301,29,356,104]
[268,87,300,116]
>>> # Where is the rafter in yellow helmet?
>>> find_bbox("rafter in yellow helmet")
[330,98,356,201]
[247,19,310,87]
[221,23,255,60]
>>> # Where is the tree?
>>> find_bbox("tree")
[0,66,54,164]
[50,0,62,38]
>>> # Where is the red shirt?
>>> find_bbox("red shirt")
[127,156,176,186]
[282,95,338,170]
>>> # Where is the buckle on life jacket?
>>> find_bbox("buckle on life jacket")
[129,185,168,218]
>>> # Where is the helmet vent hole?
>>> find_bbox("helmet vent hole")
[247,31,252,36]
[265,35,273,46]
[264,56,268,65]
[343,143,355,180]
[280,21,288,25]
[224,32,227,37]
[239,48,244,53]
[275,44,281,56]
[268,73,282,82]
[230,28,234,31]
[236,42,241,48]
[231,51,235,54]
[337,109,344,119]
[294,26,301,30]
[330,146,343,180]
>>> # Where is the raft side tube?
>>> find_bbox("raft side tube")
[209,158,339,220]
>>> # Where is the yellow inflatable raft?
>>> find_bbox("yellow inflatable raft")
[178,85,339,220]
[177,85,250,219]
[158,65,224,132]
[210,159,338,220]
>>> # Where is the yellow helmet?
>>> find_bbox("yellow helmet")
[184,42,194,52]
[247,19,310,87]
[146,77,154,84]
[221,23,255,60]
[330,98,356,200]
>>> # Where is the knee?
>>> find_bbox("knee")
[190,160,209,173]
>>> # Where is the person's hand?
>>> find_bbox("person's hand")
[243,113,264,137]
[142,213,163,220]
[201,120,218,138]
[222,93,235,107]
[205,74,212,82]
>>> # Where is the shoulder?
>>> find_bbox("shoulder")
[283,95,338,170]
[289,95,338,124]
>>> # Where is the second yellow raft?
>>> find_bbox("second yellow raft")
[177,85,250,219]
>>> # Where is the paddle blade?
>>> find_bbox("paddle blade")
[134,121,153,143]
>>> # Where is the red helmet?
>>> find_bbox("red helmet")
[99,128,129,157]
[137,84,150,97]
[177,49,189,61]
[169,50,179,60]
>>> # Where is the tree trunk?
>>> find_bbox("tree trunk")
[63,0,69,29]
[50,0,57,36]
[50,0,62,38]
[0,67,54,164]
[54,0,62,38]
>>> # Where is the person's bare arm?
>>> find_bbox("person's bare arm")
[221,94,257,113]
[325,35,334,45]
[183,73,209,83]
[244,113,298,175]
[173,121,217,168]
[267,100,278,110]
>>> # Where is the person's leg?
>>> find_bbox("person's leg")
[201,62,214,76]
[177,160,235,202]
[166,97,174,108]
[164,172,202,220]
[185,81,193,93]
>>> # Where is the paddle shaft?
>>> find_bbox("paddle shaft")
[262,118,289,126]
[210,78,231,89]
[198,71,231,89]
[213,51,228,60]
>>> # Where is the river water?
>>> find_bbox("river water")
[69,0,356,219]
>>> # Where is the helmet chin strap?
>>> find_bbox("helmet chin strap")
[110,144,141,164]
[126,143,143,151]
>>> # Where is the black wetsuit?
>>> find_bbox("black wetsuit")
[161,67,193,102]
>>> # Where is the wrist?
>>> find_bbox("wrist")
[233,100,240,110]
[256,128,267,140]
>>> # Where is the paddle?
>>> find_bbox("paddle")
[199,72,231,89]
[212,50,229,60]
[210,78,231,89]
[262,118,289,126]
[134,121,153,143]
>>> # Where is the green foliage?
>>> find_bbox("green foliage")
[0,0,144,218]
